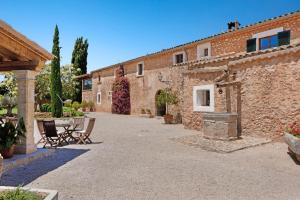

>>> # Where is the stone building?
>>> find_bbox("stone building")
[80,10,300,138]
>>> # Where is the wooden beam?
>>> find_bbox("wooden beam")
[216,81,241,87]
[0,60,38,71]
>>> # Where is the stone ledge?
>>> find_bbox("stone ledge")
[3,148,55,173]
[171,134,272,153]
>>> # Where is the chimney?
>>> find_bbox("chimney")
[227,21,240,31]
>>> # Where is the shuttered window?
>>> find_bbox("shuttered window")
[278,30,291,46]
[246,38,256,52]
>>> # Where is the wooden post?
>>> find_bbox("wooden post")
[225,76,231,112]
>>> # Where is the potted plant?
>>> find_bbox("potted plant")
[284,121,300,161]
[81,100,88,112]
[156,88,178,124]
[88,101,95,112]
[0,118,26,159]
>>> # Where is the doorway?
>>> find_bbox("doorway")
[155,90,166,116]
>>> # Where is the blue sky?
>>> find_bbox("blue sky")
[1,0,300,72]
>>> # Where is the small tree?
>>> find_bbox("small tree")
[111,65,130,114]
[156,88,178,115]
[61,64,80,100]
[35,64,51,106]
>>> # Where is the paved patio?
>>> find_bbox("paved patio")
[1,113,300,200]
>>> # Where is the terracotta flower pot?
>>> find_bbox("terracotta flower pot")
[163,114,173,124]
[1,144,16,159]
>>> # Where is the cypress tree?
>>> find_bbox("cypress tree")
[50,25,63,117]
[71,37,89,102]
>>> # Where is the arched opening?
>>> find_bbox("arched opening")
[155,90,166,116]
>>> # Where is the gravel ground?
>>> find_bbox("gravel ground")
[1,113,300,200]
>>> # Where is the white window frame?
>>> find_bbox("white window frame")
[136,62,144,77]
[97,92,101,105]
[173,51,186,65]
[252,27,283,51]
[197,42,211,60]
[193,84,215,112]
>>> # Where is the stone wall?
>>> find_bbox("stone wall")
[182,51,300,138]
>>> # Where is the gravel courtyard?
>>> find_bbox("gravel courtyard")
[2,113,300,200]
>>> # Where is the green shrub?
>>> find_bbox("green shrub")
[72,101,81,111]
[0,188,41,200]
[40,103,51,112]
[64,101,72,108]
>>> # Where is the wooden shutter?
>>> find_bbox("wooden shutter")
[278,30,290,46]
[246,38,256,52]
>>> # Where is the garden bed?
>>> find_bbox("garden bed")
[0,186,58,200]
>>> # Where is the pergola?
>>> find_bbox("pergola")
[0,20,52,154]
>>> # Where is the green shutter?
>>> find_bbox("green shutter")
[278,30,291,46]
[246,38,256,52]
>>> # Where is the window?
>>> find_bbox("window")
[82,79,92,90]
[248,27,291,52]
[259,35,278,50]
[204,48,209,57]
[108,91,113,104]
[97,92,101,104]
[197,43,211,60]
[98,75,101,83]
[175,54,184,64]
[193,85,215,112]
[136,62,144,76]
[173,52,186,64]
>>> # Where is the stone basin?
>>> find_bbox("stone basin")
[203,112,238,140]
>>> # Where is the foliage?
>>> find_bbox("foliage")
[36,64,80,106]
[40,103,51,113]
[0,188,40,200]
[72,101,81,111]
[0,118,26,149]
[112,66,130,114]
[61,64,81,100]
[64,101,72,108]
[35,64,51,105]
[71,37,89,102]
[0,108,17,116]
[286,122,300,138]
[0,96,17,117]
[0,73,17,98]
[71,37,89,74]
[63,106,84,117]
[50,25,63,118]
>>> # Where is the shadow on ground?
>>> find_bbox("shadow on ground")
[0,148,89,186]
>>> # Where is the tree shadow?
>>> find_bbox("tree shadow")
[0,148,90,186]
